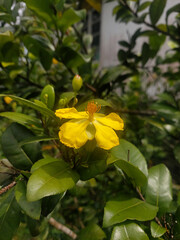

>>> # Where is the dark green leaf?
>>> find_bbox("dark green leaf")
[145,164,173,211]
[111,222,149,240]
[41,193,65,216]
[0,189,21,240]
[58,46,90,68]
[77,148,108,181]
[79,223,106,240]
[15,181,41,220]
[138,2,151,12]
[103,198,158,227]
[27,158,79,201]
[1,123,42,170]
[26,217,41,237]
[149,0,167,25]
[166,4,180,23]
[150,221,166,238]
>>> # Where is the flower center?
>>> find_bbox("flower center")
[86,101,101,121]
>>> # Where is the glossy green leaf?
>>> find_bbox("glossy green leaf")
[109,139,148,176]
[15,181,41,220]
[41,84,55,109]
[79,223,106,240]
[149,0,167,25]
[115,160,147,187]
[1,123,42,170]
[31,156,59,172]
[58,8,86,32]
[150,221,166,238]
[0,112,41,127]
[27,159,79,201]
[0,189,21,240]
[103,198,158,227]
[0,94,56,119]
[111,222,149,240]
[77,148,108,181]
[145,164,172,211]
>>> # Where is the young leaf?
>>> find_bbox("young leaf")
[149,0,167,25]
[103,198,158,227]
[79,223,106,240]
[0,189,21,240]
[1,123,42,170]
[111,222,149,240]
[145,164,173,212]
[27,159,79,201]
[150,221,166,238]
[15,181,41,220]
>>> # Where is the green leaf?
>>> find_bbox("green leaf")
[15,181,41,220]
[0,112,41,127]
[166,4,180,23]
[26,217,41,237]
[18,136,58,146]
[24,0,55,25]
[41,193,65,216]
[145,164,172,212]
[57,45,90,68]
[58,8,86,32]
[27,158,79,201]
[31,156,59,172]
[1,123,42,170]
[77,148,108,181]
[79,223,106,240]
[77,99,112,111]
[138,1,151,12]
[149,0,167,25]
[109,139,148,176]
[111,222,149,240]
[103,198,158,227]
[115,160,147,187]
[0,189,21,240]
[150,221,166,238]
[0,94,56,119]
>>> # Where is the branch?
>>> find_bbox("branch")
[48,217,77,240]
[0,181,16,195]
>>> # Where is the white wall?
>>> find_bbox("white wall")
[100,0,179,68]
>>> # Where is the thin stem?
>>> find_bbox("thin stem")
[48,217,77,239]
[0,181,16,195]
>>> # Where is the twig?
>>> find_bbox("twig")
[48,217,77,239]
[0,181,16,195]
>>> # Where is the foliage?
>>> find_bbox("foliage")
[0,0,180,239]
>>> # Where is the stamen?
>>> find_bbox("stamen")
[85,101,101,121]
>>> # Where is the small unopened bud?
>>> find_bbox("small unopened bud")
[72,75,83,92]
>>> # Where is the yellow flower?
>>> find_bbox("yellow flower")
[55,102,124,150]
[4,96,13,104]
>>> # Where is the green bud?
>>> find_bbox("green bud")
[72,75,83,92]
[41,85,55,109]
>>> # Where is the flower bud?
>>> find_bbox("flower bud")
[72,75,83,92]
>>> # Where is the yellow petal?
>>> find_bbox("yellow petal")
[86,122,96,140]
[93,121,119,150]
[55,108,88,119]
[95,112,124,130]
[59,119,89,148]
